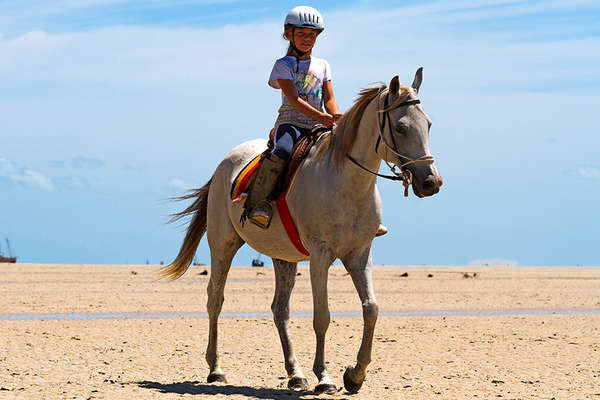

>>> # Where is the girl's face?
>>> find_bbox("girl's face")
[288,28,319,53]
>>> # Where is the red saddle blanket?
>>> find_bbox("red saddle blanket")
[231,154,309,257]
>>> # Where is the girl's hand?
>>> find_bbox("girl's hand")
[318,113,335,127]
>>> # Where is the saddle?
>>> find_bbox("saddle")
[230,125,330,202]
[266,124,330,196]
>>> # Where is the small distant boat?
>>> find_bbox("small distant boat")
[251,253,264,267]
[0,238,17,263]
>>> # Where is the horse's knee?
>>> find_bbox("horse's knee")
[362,301,379,325]
[207,280,220,296]
[271,299,290,326]
[313,313,330,334]
[207,291,225,315]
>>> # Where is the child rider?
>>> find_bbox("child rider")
[245,6,388,237]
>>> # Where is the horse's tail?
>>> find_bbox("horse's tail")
[160,176,213,281]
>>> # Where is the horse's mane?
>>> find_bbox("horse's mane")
[318,83,413,168]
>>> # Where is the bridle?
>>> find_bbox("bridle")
[347,89,435,197]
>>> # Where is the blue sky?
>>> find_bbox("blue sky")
[1,0,599,266]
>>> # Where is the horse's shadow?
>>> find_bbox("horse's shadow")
[137,380,343,399]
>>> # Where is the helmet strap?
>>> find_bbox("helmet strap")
[290,27,309,73]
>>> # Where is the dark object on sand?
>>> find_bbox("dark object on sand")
[199,269,208,275]
[399,272,409,277]
[427,273,433,278]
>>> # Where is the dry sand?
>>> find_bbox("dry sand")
[1,263,599,399]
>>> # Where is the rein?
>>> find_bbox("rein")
[346,90,435,197]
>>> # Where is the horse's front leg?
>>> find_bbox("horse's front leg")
[271,259,309,390]
[341,246,379,393]
[309,245,337,394]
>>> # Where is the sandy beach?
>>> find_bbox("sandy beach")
[1,263,599,399]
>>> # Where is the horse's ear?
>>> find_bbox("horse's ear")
[389,75,400,98]
[412,67,423,93]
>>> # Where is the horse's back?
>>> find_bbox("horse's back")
[217,139,267,181]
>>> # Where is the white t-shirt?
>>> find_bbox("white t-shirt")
[268,56,332,129]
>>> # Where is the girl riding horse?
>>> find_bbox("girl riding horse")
[244,6,388,236]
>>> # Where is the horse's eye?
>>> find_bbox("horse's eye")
[395,124,408,134]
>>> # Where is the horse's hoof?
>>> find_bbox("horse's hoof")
[288,376,309,390]
[343,367,363,393]
[207,373,227,384]
[314,383,337,394]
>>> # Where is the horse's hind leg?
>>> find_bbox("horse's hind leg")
[205,218,244,383]
[340,246,378,393]
[271,259,309,391]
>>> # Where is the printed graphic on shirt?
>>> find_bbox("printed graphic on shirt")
[296,72,322,105]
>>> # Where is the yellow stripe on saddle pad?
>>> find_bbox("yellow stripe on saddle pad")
[230,154,262,200]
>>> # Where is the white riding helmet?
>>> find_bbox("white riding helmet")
[284,6,324,32]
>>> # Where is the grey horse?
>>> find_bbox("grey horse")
[162,68,442,394]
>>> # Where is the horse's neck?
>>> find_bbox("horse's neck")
[340,97,381,190]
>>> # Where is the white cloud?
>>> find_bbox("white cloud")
[1,157,55,190]
[405,0,598,22]
[0,2,596,92]
[168,178,194,191]
[578,166,600,181]
[0,0,241,32]
[10,169,55,190]
[0,24,282,86]
[55,175,89,189]
[468,258,518,267]
[0,158,18,175]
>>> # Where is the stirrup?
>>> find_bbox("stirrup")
[249,201,273,229]
[375,224,388,237]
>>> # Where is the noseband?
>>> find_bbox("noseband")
[347,89,435,197]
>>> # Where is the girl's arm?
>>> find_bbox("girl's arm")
[323,80,342,121]
[277,79,334,127]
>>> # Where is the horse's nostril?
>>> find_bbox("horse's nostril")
[423,176,437,193]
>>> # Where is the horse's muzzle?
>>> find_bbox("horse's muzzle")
[412,170,442,198]
[422,175,439,194]
[415,174,439,197]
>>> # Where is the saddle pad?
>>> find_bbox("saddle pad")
[231,154,261,201]
[231,155,309,256]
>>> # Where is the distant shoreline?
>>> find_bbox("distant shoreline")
[3,263,599,268]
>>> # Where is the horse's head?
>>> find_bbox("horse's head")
[378,68,442,198]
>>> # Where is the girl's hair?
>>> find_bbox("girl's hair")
[283,25,294,56]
